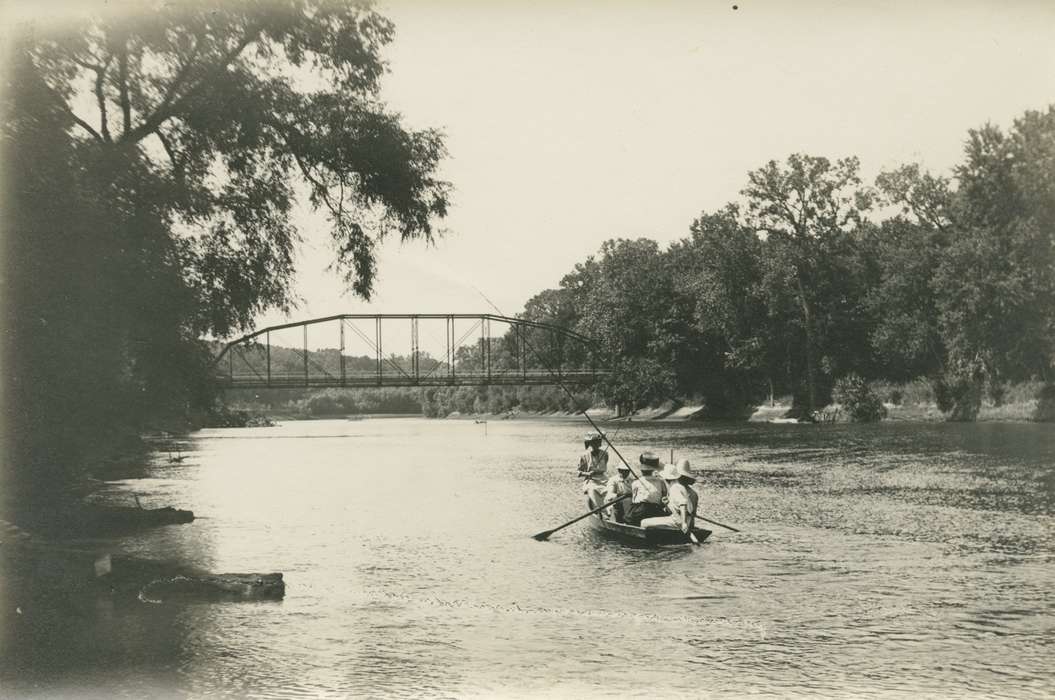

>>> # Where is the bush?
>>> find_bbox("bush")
[987,381,1007,407]
[934,374,982,421]
[1034,383,1055,422]
[832,374,887,422]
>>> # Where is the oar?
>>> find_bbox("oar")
[532,494,631,541]
[693,512,740,533]
[467,288,666,542]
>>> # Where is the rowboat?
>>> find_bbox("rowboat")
[592,513,712,545]
[587,499,712,546]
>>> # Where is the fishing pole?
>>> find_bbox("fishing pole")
[471,287,707,545]
[469,285,643,480]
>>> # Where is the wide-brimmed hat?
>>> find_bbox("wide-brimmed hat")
[674,458,696,481]
[639,451,660,470]
[583,432,602,444]
[616,463,631,473]
[659,463,679,480]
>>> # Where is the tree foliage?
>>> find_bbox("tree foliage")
[1,1,450,514]
[740,154,874,413]
[21,0,449,334]
[506,106,1054,422]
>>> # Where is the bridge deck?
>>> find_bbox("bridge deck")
[217,369,601,389]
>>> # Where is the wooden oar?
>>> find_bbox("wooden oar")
[693,512,740,533]
[466,289,663,543]
[532,494,632,541]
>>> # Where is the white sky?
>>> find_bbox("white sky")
[7,1,1054,330]
[267,0,1055,329]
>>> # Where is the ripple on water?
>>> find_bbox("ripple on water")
[8,418,1054,698]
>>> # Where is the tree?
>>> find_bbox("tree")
[1,1,450,514]
[576,239,693,411]
[938,112,1055,388]
[741,154,874,414]
[20,0,450,333]
[871,164,954,381]
[669,205,770,415]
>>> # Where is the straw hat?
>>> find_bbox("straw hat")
[583,432,602,445]
[659,463,679,480]
[674,458,696,481]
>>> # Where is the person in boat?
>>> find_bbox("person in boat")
[641,459,699,534]
[603,463,633,522]
[577,432,609,507]
[623,451,668,526]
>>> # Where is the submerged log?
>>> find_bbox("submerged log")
[83,505,194,533]
[139,573,285,603]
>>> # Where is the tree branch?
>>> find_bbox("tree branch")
[123,25,263,145]
[71,113,104,141]
[155,128,182,175]
[92,55,114,142]
[272,121,346,220]
[117,41,131,136]
[36,71,104,141]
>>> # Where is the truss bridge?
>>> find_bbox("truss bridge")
[213,313,604,389]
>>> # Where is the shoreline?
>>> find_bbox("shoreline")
[236,398,1047,425]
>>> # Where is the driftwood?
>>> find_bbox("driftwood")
[83,505,194,533]
[139,573,285,603]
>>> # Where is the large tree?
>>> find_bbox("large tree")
[19,0,449,331]
[1,1,450,514]
[870,164,954,382]
[669,204,771,415]
[741,154,874,413]
[576,238,694,412]
[940,112,1055,388]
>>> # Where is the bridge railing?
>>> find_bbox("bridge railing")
[213,313,606,390]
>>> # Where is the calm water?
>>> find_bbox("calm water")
[4,418,1055,698]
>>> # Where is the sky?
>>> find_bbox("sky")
[7,0,1053,330]
[264,0,1055,329]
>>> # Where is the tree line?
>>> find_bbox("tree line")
[514,107,1055,421]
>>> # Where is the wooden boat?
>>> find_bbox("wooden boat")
[587,499,712,545]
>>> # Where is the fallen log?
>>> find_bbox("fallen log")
[83,505,194,533]
[139,573,285,603]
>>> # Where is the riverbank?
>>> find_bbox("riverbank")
[219,381,1053,425]
[217,399,1048,425]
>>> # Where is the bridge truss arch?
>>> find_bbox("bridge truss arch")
[213,313,604,389]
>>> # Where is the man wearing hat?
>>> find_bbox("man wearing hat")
[642,459,699,534]
[623,451,669,526]
[577,432,609,505]
[603,462,633,522]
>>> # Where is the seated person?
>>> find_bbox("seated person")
[603,464,633,522]
[641,459,698,534]
[577,432,609,505]
[623,451,669,526]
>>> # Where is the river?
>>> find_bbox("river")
[4,418,1054,698]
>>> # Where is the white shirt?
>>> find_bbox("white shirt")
[578,449,609,484]
[631,474,668,504]
[667,482,699,531]
[605,474,632,500]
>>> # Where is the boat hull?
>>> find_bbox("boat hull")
[591,513,712,546]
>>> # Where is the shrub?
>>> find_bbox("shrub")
[935,374,982,421]
[1034,383,1055,422]
[987,381,1007,407]
[832,374,887,422]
